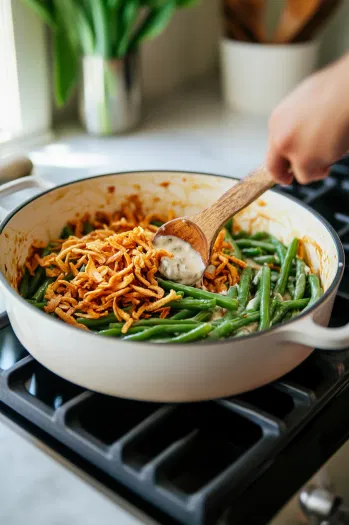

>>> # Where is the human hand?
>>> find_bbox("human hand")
[266,53,349,185]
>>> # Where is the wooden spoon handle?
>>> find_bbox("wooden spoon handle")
[192,167,275,245]
[273,0,322,44]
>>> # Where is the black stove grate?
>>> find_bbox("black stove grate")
[1,157,349,525]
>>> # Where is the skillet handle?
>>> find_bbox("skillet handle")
[0,176,54,222]
[0,175,54,322]
[279,316,349,350]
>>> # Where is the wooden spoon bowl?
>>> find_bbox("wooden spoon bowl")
[154,167,275,282]
[155,218,210,266]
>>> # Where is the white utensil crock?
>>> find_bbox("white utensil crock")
[220,39,320,115]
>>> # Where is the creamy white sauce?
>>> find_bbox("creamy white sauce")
[154,235,205,285]
[211,307,225,320]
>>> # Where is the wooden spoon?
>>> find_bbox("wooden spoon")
[273,0,322,43]
[224,0,266,42]
[292,0,342,42]
[154,167,275,282]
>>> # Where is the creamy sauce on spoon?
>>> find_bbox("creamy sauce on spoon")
[154,235,205,285]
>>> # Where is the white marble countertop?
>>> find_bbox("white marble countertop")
[0,80,268,525]
[30,81,268,184]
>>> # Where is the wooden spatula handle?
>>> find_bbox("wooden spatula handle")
[192,167,275,244]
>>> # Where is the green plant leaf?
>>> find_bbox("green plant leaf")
[75,4,95,55]
[54,0,80,51]
[176,0,199,6]
[130,0,176,50]
[20,0,57,28]
[106,0,123,8]
[116,0,139,57]
[53,26,78,106]
[87,0,110,57]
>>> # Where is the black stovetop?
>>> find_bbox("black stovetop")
[1,158,349,525]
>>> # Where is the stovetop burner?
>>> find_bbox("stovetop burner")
[1,157,349,525]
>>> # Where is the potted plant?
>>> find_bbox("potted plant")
[22,0,198,135]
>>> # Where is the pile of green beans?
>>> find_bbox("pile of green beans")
[19,221,324,343]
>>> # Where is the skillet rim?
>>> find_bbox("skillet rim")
[0,169,345,346]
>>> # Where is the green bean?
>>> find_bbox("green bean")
[307,275,323,309]
[167,298,216,310]
[242,247,263,257]
[109,319,201,328]
[223,284,239,324]
[294,259,306,300]
[225,285,239,320]
[191,311,213,322]
[157,278,238,310]
[122,323,207,342]
[98,326,148,337]
[60,224,74,239]
[235,239,276,253]
[259,265,271,331]
[271,238,287,265]
[283,310,294,322]
[250,232,270,240]
[208,312,260,340]
[83,221,94,234]
[246,288,261,312]
[271,304,288,325]
[227,285,238,299]
[84,309,132,328]
[164,323,213,343]
[287,280,295,298]
[77,313,119,327]
[225,227,242,259]
[32,278,54,302]
[28,266,45,297]
[27,300,47,310]
[150,220,164,227]
[271,298,310,325]
[274,238,298,296]
[170,310,192,320]
[254,255,276,265]
[233,230,249,239]
[19,268,30,299]
[270,296,279,318]
[238,267,253,313]
[290,309,300,319]
[279,298,310,309]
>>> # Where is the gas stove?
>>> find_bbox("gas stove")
[1,158,349,525]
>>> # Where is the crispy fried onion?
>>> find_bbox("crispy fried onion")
[202,230,244,293]
[25,196,243,331]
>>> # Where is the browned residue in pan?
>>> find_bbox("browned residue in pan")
[233,211,280,235]
[301,235,323,275]
[297,239,305,259]
[107,186,115,194]
[160,181,170,189]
